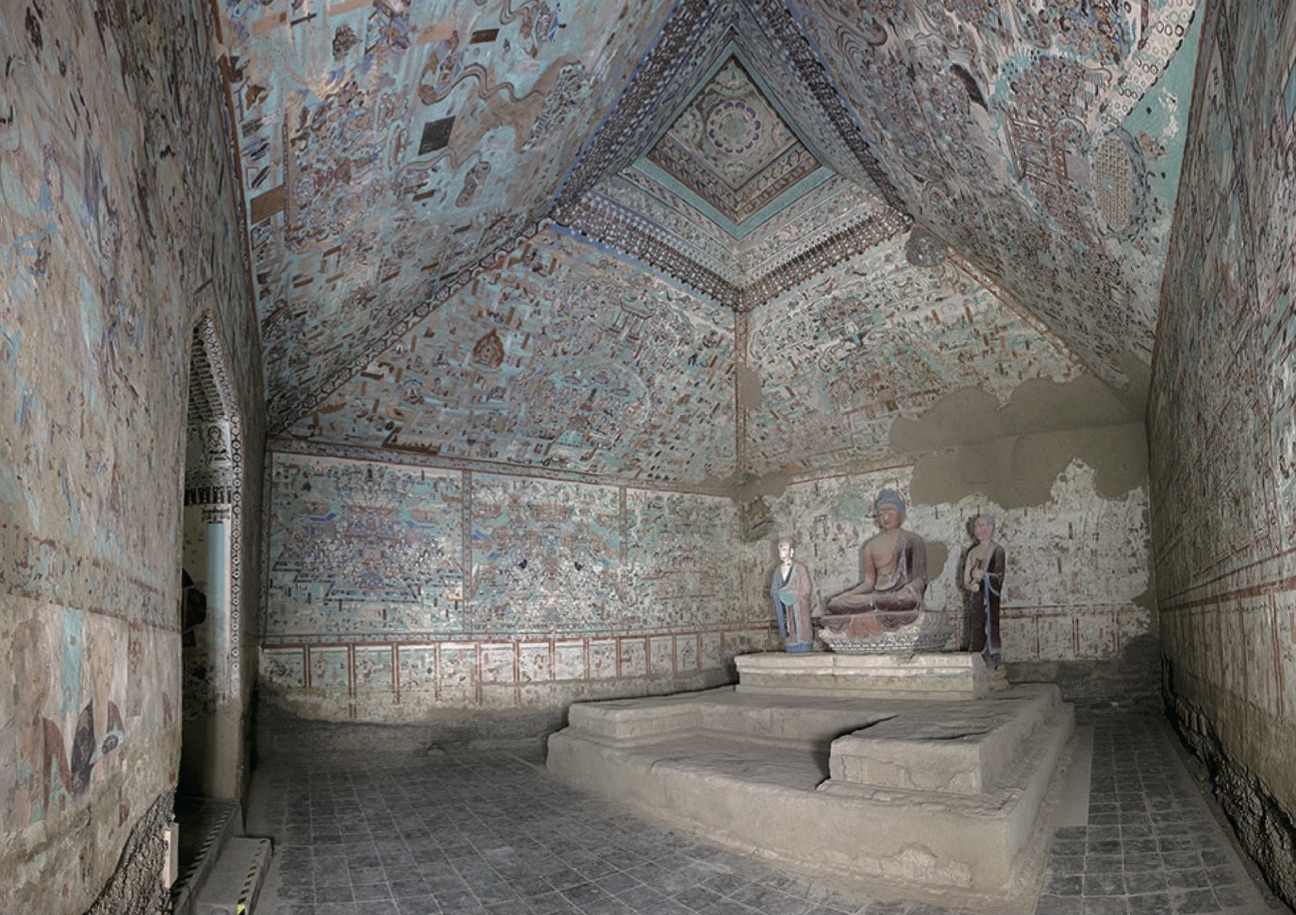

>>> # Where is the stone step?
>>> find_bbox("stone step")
[827,683,1061,794]
[547,678,1077,904]
[737,650,999,699]
[567,679,1058,792]
[171,799,240,915]
[193,836,273,915]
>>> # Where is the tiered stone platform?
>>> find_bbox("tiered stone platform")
[546,652,1076,910]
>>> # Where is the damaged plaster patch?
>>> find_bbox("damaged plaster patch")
[893,376,1147,507]
[735,362,763,412]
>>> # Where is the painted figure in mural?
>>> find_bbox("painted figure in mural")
[770,537,813,652]
[72,627,126,795]
[822,490,927,634]
[963,515,1006,667]
[7,617,127,829]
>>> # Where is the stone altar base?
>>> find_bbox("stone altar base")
[546,652,1076,911]
[736,650,998,699]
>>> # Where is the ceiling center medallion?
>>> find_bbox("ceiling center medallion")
[708,100,762,156]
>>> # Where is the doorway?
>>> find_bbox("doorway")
[175,316,247,871]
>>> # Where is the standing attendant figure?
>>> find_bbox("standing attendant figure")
[770,537,814,653]
[963,515,1005,667]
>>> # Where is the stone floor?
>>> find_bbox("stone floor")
[247,710,1292,915]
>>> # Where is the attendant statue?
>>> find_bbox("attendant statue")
[821,490,927,640]
[962,515,1005,666]
[770,537,813,653]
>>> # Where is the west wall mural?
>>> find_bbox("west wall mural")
[262,450,765,721]
[745,233,1079,478]
[765,462,1151,666]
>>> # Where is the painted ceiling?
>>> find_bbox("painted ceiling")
[218,0,1202,488]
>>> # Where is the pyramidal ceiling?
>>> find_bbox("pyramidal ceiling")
[649,57,821,229]
[554,0,910,311]
[221,0,1202,485]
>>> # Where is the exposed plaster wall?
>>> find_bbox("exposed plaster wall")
[894,377,1147,507]
[259,449,773,729]
[1149,0,1296,906]
[0,3,262,913]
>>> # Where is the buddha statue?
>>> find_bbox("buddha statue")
[820,490,943,652]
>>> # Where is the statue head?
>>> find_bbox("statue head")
[777,536,796,561]
[875,490,905,513]
[874,490,906,531]
[974,515,996,541]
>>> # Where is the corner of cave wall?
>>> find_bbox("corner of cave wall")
[1163,681,1296,909]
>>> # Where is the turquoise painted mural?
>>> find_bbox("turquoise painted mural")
[219,0,680,429]
[287,228,737,485]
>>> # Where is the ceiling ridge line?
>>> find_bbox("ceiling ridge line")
[742,0,907,214]
[551,0,734,222]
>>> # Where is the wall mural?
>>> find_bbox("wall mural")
[222,0,1201,445]
[262,450,762,720]
[1150,0,1296,837]
[745,233,1078,478]
[794,0,1200,395]
[286,228,737,485]
[769,462,1151,664]
[5,608,131,832]
[266,457,466,639]
[1,0,257,910]
[219,0,679,429]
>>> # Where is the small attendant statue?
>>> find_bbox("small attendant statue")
[770,537,814,652]
[963,515,1006,667]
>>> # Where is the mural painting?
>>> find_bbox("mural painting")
[263,449,755,720]
[289,228,737,485]
[746,233,1079,478]
[1,0,257,910]
[217,0,679,429]
[768,461,1151,666]
[266,457,466,640]
[797,0,1201,392]
[1150,0,1296,879]
[4,609,128,830]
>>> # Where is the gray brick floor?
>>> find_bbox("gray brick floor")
[247,711,1291,915]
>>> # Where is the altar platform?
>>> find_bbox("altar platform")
[545,651,1077,911]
